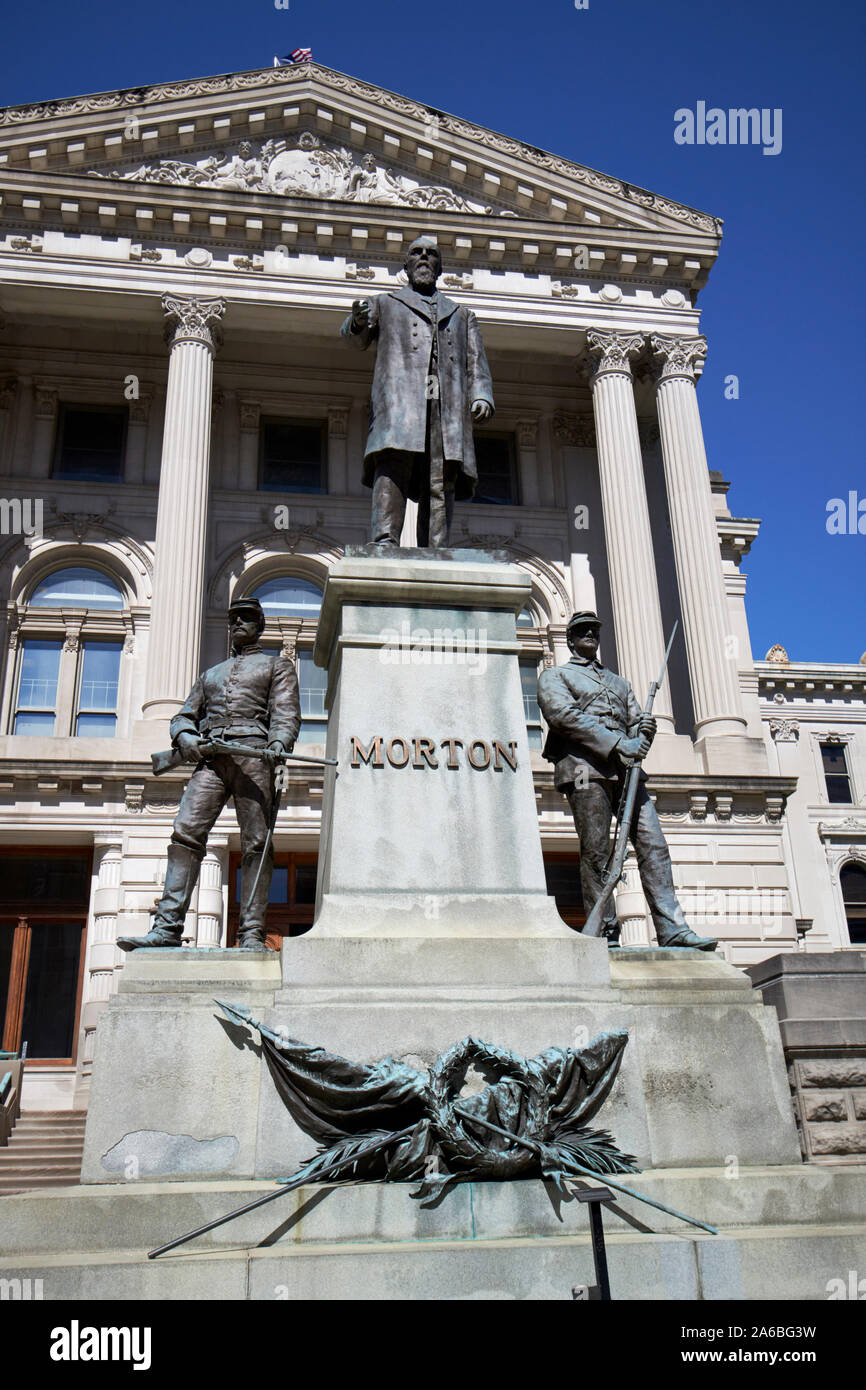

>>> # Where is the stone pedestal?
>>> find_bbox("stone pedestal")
[80,943,801,1185]
[311,550,570,938]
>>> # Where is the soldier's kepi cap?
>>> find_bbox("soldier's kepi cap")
[566,610,603,634]
[227,596,265,622]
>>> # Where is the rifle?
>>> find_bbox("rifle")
[582,623,678,939]
[151,739,337,777]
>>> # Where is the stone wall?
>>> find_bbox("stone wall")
[746,951,866,1163]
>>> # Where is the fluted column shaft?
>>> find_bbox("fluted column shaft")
[142,296,225,719]
[586,330,674,730]
[652,334,746,739]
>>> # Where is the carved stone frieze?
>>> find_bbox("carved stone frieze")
[130,245,162,263]
[765,643,790,664]
[552,411,595,448]
[516,418,539,449]
[34,383,58,418]
[9,235,43,253]
[91,134,508,216]
[770,719,800,742]
[441,272,474,291]
[238,400,261,432]
[345,263,376,280]
[47,504,117,542]
[327,405,349,438]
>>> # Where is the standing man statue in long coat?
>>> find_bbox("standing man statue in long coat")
[538,611,717,951]
[341,236,495,547]
[118,597,301,952]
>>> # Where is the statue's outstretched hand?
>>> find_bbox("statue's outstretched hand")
[471,399,492,422]
[351,298,370,331]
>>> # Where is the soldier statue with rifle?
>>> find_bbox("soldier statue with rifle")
[537,611,716,951]
[118,596,333,952]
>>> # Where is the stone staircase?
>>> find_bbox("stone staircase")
[0,1111,85,1193]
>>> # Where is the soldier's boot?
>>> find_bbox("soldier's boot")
[656,926,718,952]
[117,843,201,951]
[236,850,271,951]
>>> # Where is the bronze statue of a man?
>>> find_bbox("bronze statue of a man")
[538,611,717,951]
[118,597,301,952]
[341,235,494,547]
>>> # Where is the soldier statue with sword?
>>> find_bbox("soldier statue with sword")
[118,596,335,953]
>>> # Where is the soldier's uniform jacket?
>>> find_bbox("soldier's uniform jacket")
[341,285,494,500]
[170,645,301,750]
[537,656,643,789]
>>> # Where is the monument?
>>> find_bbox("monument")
[69,197,829,1300]
[2,62,864,1305]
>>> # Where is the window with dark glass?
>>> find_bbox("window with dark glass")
[544,856,585,930]
[228,851,317,945]
[841,862,866,945]
[14,639,61,734]
[297,651,327,743]
[53,405,127,482]
[12,571,125,738]
[0,849,91,1061]
[472,432,519,505]
[75,641,122,736]
[519,656,543,751]
[259,418,327,493]
[820,742,853,804]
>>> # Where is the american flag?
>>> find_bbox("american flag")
[273,49,312,66]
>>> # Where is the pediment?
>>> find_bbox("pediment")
[0,63,721,241]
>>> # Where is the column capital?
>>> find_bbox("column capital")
[651,333,707,383]
[585,329,644,383]
[162,294,226,353]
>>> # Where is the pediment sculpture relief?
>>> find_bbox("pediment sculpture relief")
[89,133,517,216]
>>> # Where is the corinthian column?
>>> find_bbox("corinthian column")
[586,330,674,731]
[651,334,746,739]
[142,296,225,720]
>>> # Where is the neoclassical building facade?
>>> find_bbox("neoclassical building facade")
[0,63,862,1109]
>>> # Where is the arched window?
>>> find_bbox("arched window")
[11,566,127,737]
[841,862,866,945]
[252,576,323,620]
[517,605,535,628]
[29,567,123,610]
[248,574,326,743]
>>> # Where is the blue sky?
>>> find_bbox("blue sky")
[1,0,863,662]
